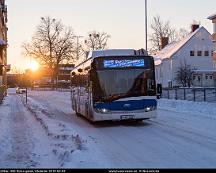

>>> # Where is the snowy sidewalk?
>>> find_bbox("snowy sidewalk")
[158,98,216,119]
[0,89,59,168]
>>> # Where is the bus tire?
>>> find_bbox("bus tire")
[90,120,99,125]
[136,119,147,122]
[142,118,150,121]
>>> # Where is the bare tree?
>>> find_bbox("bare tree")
[177,28,189,41]
[149,16,189,54]
[175,60,195,87]
[84,31,111,51]
[23,16,76,85]
[149,15,177,54]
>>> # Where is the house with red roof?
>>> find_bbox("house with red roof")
[154,25,215,88]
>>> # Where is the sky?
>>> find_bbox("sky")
[6,0,216,72]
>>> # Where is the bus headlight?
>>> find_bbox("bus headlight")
[101,108,109,113]
[146,107,151,112]
[145,106,156,112]
[96,108,109,113]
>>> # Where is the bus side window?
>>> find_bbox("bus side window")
[84,75,89,89]
[71,74,77,87]
[90,69,93,81]
[82,68,90,94]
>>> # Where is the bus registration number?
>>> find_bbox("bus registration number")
[121,115,134,120]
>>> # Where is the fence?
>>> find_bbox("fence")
[0,85,7,103]
[162,87,216,102]
[32,87,70,92]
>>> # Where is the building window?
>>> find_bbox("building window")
[190,51,195,56]
[210,75,213,80]
[197,51,202,56]
[206,75,208,80]
[204,51,209,56]
[198,76,201,81]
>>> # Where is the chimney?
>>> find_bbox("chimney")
[160,37,169,50]
[191,24,199,32]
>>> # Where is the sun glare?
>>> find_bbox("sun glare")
[29,60,39,71]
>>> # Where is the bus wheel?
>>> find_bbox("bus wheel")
[141,118,150,121]
[90,120,99,125]
[136,119,144,122]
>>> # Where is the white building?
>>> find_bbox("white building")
[154,25,215,88]
[208,13,216,69]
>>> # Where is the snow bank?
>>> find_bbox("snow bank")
[20,95,86,167]
[0,96,12,163]
[158,99,216,119]
[24,90,112,168]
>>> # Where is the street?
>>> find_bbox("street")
[0,89,216,168]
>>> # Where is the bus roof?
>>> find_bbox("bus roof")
[72,49,149,71]
[87,49,148,58]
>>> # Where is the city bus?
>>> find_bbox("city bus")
[70,49,157,122]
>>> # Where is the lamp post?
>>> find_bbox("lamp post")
[73,35,84,60]
[145,0,148,51]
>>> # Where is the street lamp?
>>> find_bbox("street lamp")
[73,35,84,60]
[145,0,148,51]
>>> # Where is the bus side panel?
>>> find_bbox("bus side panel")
[71,87,80,114]
[86,92,94,121]
[71,88,76,111]
[75,87,94,121]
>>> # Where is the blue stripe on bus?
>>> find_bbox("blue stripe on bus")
[94,99,157,111]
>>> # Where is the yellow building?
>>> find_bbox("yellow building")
[0,0,8,102]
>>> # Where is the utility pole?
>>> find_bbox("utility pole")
[145,0,148,51]
[26,87,27,103]
[73,35,84,60]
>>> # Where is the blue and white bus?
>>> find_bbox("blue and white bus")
[70,49,157,122]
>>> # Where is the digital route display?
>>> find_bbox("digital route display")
[103,59,145,68]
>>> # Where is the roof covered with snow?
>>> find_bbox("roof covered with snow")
[154,27,209,62]
[88,49,136,59]
[207,13,216,20]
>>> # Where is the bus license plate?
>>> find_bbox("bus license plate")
[121,115,134,120]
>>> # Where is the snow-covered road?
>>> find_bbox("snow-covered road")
[0,89,216,168]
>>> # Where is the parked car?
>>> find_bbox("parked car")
[16,87,26,94]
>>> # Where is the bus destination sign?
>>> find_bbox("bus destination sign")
[103,59,145,68]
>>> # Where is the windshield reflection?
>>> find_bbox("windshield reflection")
[92,69,156,102]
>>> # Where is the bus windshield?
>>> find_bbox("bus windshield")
[92,68,156,102]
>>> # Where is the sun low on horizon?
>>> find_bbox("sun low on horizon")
[28,60,40,71]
